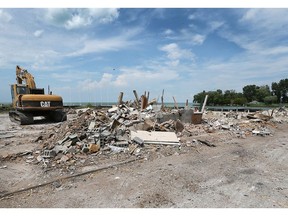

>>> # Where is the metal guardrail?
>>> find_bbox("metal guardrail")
[205,106,270,112]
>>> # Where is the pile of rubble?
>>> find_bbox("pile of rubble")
[34,104,186,166]
[28,103,286,167]
[3,88,288,171]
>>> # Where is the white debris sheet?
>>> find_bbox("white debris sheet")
[131,130,180,145]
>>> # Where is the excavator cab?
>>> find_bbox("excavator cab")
[15,85,29,94]
[11,84,28,107]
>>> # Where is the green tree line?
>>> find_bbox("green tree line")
[193,78,288,106]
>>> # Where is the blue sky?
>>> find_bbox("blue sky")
[1,6,288,103]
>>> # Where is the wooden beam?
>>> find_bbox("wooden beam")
[161,89,164,110]
[201,95,208,113]
[117,92,124,105]
[173,96,179,110]
[133,90,140,107]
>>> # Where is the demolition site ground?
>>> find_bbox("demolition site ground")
[0,107,288,208]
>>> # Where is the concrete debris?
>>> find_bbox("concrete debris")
[175,119,184,133]
[108,145,129,153]
[247,113,273,121]
[42,150,56,158]
[132,136,144,146]
[27,104,287,167]
[252,129,271,136]
[12,90,285,169]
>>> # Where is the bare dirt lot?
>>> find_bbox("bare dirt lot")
[0,110,288,208]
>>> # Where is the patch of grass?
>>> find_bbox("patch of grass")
[246,103,287,108]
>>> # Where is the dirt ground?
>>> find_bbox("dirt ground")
[0,111,288,208]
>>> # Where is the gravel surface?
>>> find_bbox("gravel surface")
[0,112,288,208]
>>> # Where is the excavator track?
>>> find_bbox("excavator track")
[48,110,67,122]
[9,110,34,125]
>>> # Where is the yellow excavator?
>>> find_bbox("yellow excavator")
[9,65,67,125]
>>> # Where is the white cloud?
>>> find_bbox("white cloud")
[171,29,207,45]
[220,11,288,57]
[78,67,180,92]
[0,9,12,23]
[115,68,179,87]
[208,21,224,32]
[202,52,288,87]
[45,9,70,27]
[73,65,181,104]
[160,43,195,65]
[65,14,91,29]
[191,34,206,45]
[68,28,142,56]
[0,35,59,68]
[188,14,195,20]
[240,9,258,21]
[160,43,182,60]
[34,30,44,38]
[239,9,288,32]
[263,46,288,55]
[68,36,138,56]
[87,8,119,24]
[163,29,174,36]
[45,8,119,30]
[79,73,114,90]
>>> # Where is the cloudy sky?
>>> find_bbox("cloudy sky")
[1,4,288,104]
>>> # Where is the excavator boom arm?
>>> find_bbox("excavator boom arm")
[16,65,36,89]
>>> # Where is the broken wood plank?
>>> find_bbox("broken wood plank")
[131,130,180,145]
[185,99,189,109]
[200,95,209,113]
[161,89,164,110]
[141,95,148,110]
[148,98,157,106]
[133,90,140,107]
[174,119,184,133]
[173,96,179,110]
[247,113,272,121]
[118,92,124,105]
[197,139,216,147]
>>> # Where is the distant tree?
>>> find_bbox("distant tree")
[255,85,271,102]
[193,91,206,104]
[195,90,227,106]
[193,78,288,106]
[206,90,223,105]
[271,82,281,102]
[214,90,225,105]
[243,85,257,102]
[279,79,288,103]
[264,95,278,104]
[234,97,248,106]
[272,79,288,103]
[194,89,247,106]
[224,90,239,105]
[216,89,222,95]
